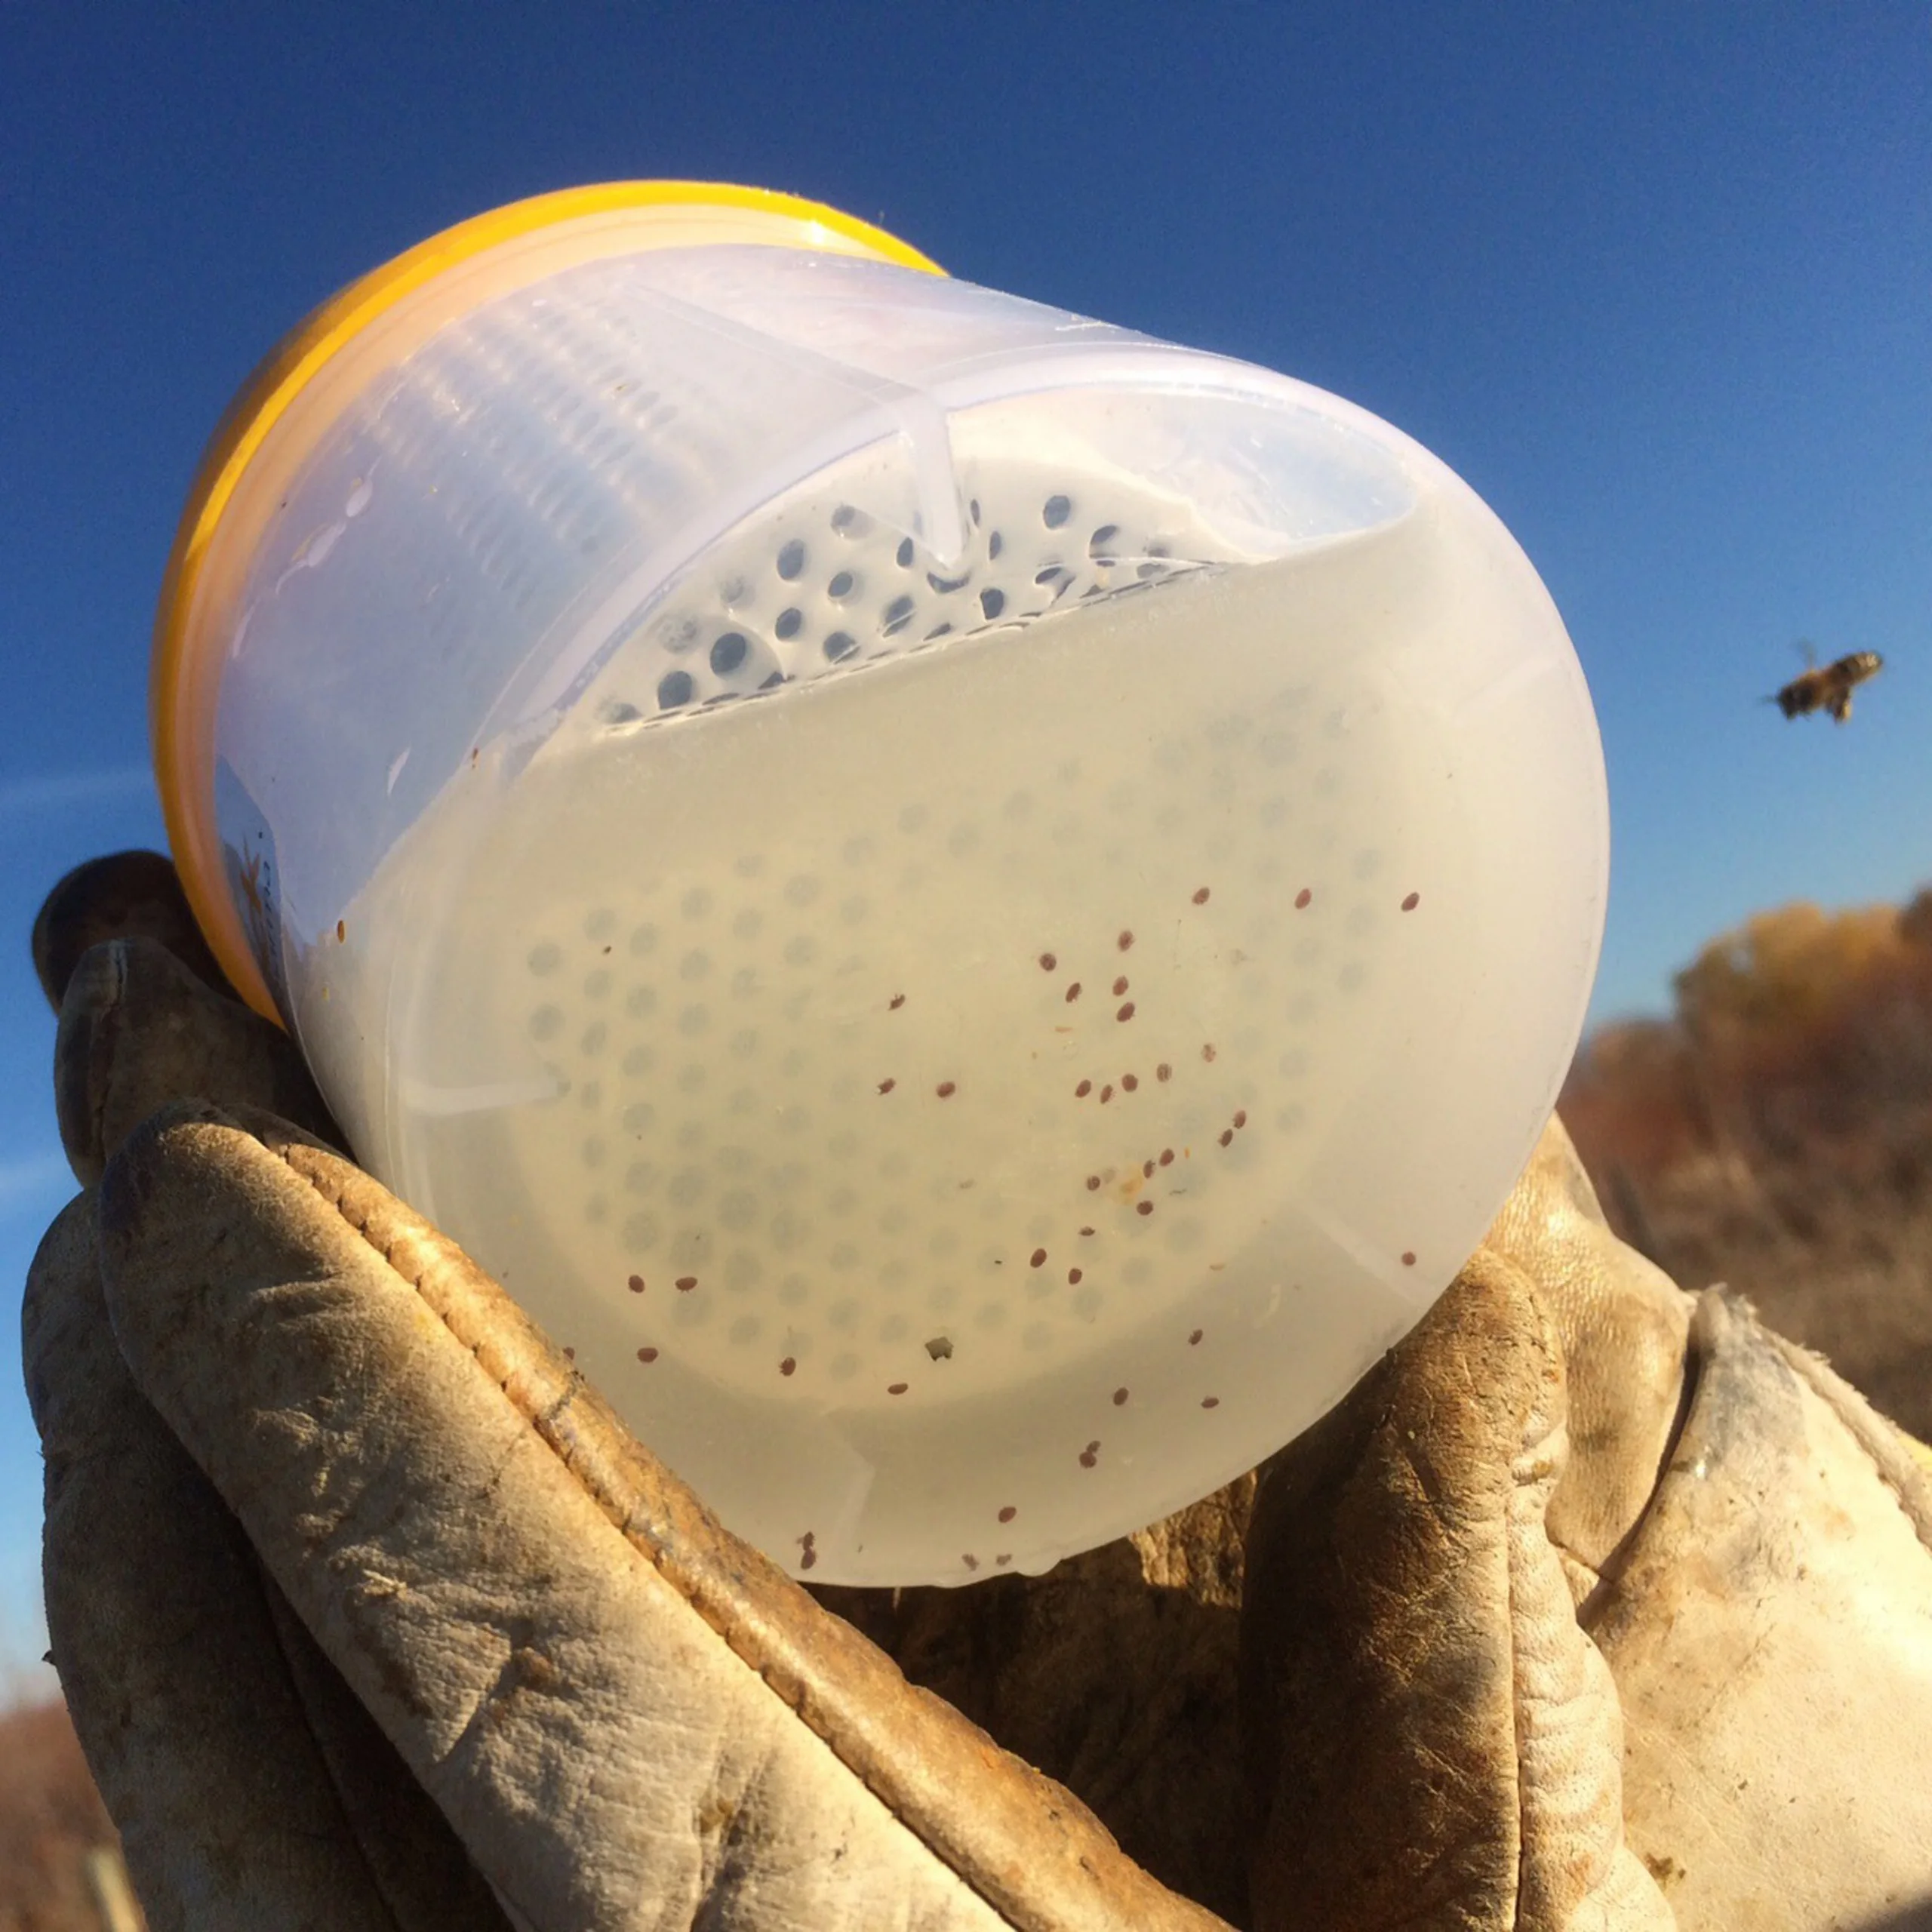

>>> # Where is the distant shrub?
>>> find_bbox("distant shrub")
[1560,882,1932,1440]
[1674,902,1904,1050]
[1564,885,1932,1191]
[0,1697,129,1927]
[1561,1017,1710,1176]
[1900,887,1932,952]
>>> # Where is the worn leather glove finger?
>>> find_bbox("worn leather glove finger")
[1480,1118,1694,1595]
[817,1475,1257,1926]
[32,858,515,1925]
[1241,1116,1932,1932]
[1241,1241,1670,1931]
[1527,1145,1932,1930]
[24,1194,515,1930]
[56,932,337,1183]
[1491,1122,1932,1930]
[39,848,337,1187]
[93,1098,1226,1931]
[33,851,229,1011]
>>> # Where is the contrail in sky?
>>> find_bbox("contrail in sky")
[0,767,155,815]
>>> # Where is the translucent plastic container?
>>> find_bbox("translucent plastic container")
[153,183,1608,1586]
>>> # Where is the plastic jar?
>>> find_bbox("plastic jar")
[153,182,1607,1585]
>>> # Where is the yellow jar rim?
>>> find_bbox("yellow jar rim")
[150,182,943,1020]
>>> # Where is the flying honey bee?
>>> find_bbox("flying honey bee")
[1768,646,1884,724]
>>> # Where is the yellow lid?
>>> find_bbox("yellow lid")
[151,182,943,1020]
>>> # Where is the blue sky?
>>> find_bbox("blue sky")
[1,4,1926,1684]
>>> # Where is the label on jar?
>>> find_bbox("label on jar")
[214,755,291,1019]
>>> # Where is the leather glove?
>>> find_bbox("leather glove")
[24,854,1932,1930]
[26,854,1235,1931]
[1244,1111,1932,1931]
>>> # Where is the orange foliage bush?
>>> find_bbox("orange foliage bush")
[1562,885,1932,1438]
[1567,888,1932,1185]
[0,1698,130,1929]
[1558,1016,1709,1179]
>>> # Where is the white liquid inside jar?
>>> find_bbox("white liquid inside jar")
[297,462,1604,1586]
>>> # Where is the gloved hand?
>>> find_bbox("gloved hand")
[1242,1119,1932,1931]
[23,854,1932,1931]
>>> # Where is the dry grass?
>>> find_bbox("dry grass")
[0,1699,138,1930]
[1564,887,1932,1440]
